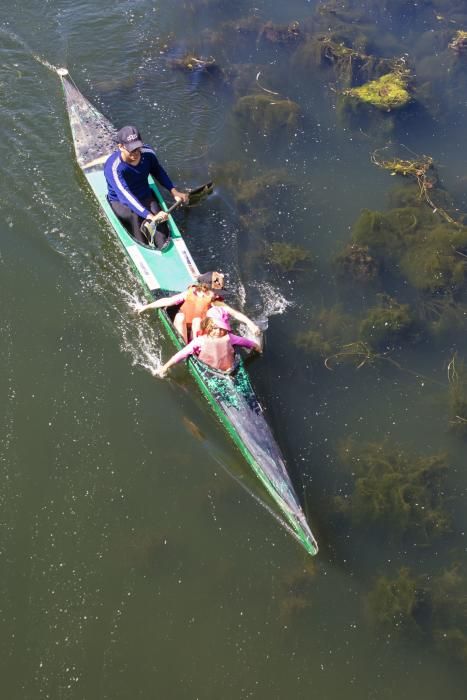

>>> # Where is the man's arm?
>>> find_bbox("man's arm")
[145,148,189,204]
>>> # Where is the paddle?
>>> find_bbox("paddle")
[186,180,213,205]
[141,181,214,248]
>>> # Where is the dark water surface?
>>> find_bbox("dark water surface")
[1,1,467,698]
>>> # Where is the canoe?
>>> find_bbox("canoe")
[57,69,318,556]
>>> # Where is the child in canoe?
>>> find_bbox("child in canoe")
[137,271,261,342]
[156,306,261,377]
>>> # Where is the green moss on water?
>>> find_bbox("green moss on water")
[293,35,399,88]
[336,439,451,542]
[343,70,411,110]
[449,29,467,53]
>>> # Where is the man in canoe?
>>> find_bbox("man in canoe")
[104,126,188,249]
[137,271,262,343]
[156,306,262,378]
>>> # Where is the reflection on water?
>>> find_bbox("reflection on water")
[1,0,467,698]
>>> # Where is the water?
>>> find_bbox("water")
[1,1,467,698]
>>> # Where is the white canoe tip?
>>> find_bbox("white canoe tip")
[57,67,69,77]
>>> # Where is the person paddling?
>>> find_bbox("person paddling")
[104,126,188,249]
[156,307,261,378]
[137,271,262,342]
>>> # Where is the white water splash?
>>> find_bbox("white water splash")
[118,290,164,377]
[249,280,293,331]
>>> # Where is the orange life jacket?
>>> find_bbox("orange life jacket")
[179,287,213,325]
[198,334,234,372]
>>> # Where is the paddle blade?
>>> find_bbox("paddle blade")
[187,181,213,206]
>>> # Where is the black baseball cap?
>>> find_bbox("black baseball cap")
[117,125,144,152]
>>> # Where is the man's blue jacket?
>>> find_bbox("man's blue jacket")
[104,146,174,219]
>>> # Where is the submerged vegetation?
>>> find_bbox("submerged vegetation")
[335,243,380,284]
[295,306,356,363]
[368,568,425,635]
[447,354,467,434]
[166,0,467,671]
[335,439,451,543]
[352,184,467,295]
[359,296,419,350]
[263,242,313,271]
[234,93,302,137]
[368,564,467,663]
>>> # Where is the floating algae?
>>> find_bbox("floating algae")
[371,147,459,225]
[293,36,399,89]
[449,29,467,53]
[343,69,411,111]
[335,439,451,542]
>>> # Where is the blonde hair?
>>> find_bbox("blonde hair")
[200,317,216,334]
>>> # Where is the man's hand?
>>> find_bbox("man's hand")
[171,188,189,205]
[147,211,169,224]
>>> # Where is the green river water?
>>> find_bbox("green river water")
[1,1,467,698]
